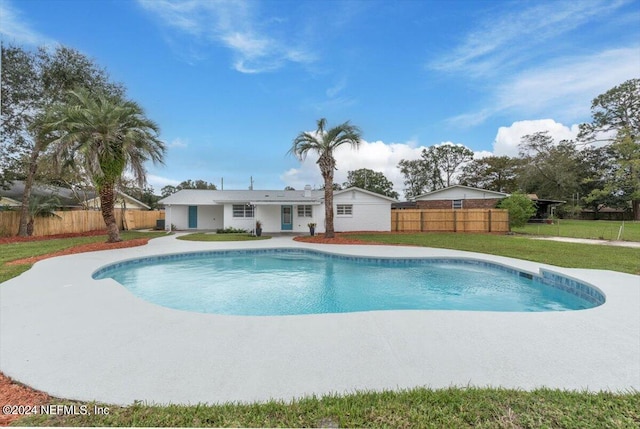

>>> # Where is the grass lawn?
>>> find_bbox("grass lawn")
[177,232,271,242]
[14,387,640,428]
[512,219,640,242]
[0,231,166,284]
[345,232,640,275]
[3,230,639,427]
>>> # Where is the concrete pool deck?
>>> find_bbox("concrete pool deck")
[1,234,638,405]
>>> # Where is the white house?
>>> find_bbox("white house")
[158,186,397,233]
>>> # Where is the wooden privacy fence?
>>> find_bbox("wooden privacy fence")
[391,209,510,233]
[0,209,164,237]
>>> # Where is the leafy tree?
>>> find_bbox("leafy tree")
[160,179,217,197]
[583,130,640,219]
[343,168,398,199]
[44,88,165,242]
[579,79,640,219]
[161,185,178,197]
[421,143,474,189]
[1,44,124,236]
[320,182,343,191]
[458,156,520,193]
[398,159,430,199]
[497,192,536,228]
[578,78,639,143]
[284,186,295,190]
[289,118,361,238]
[517,132,581,201]
[177,179,217,190]
[398,144,473,199]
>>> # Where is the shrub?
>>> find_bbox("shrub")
[498,192,536,228]
[216,227,248,234]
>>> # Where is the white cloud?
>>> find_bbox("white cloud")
[493,119,580,157]
[448,45,640,127]
[281,139,429,197]
[430,0,630,77]
[0,0,54,46]
[146,174,180,191]
[136,0,315,73]
[167,137,188,148]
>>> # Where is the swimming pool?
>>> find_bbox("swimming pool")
[93,248,604,315]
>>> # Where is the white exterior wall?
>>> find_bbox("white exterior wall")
[223,204,324,233]
[292,204,324,233]
[223,204,256,231]
[165,205,223,230]
[165,205,188,230]
[196,206,224,230]
[333,190,391,232]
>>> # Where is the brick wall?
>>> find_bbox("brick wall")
[416,199,500,209]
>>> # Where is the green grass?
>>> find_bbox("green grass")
[0,231,166,284]
[13,387,640,428]
[512,219,640,241]
[177,233,271,242]
[344,232,640,275]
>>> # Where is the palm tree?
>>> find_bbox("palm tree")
[26,194,61,236]
[289,118,361,238]
[44,89,165,242]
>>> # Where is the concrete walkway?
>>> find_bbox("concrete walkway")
[1,234,638,406]
[528,236,640,248]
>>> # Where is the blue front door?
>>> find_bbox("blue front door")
[281,205,293,230]
[188,206,198,228]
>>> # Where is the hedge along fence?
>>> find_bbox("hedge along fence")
[391,209,510,233]
[0,209,164,237]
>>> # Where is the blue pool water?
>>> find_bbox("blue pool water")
[93,249,603,315]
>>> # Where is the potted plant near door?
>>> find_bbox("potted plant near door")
[308,222,316,236]
[255,220,263,237]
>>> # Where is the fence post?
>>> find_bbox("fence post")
[420,210,424,232]
[453,210,457,232]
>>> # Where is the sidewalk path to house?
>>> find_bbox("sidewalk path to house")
[528,236,640,248]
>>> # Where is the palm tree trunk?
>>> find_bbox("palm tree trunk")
[320,155,335,238]
[324,182,335,238]
[99,183,122,242]
[17,145,41,236]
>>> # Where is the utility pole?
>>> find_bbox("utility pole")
[221,177,224,190]
[249,176,254,190]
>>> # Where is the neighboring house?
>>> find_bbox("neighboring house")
[84,193,150,211]
[413,185,509,209]
[526,194,565,220]
[0,196,21,209]
[410,185,564,220]
[0,181,150,211]
[158,186,397,233]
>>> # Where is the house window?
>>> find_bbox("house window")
[452,200,463,209]
[232,204,254,218]
[297,205,312,217]
[337,204,353,216]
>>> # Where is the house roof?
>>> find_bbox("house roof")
[1,181,93,208]
[158,187,398,205]
[159,189,323,206]
[0,181,150,209]
[414,185,509,200]
[85,192,151,209]
[334,187,399,202]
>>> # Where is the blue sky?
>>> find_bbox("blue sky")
[2,0,639,198]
